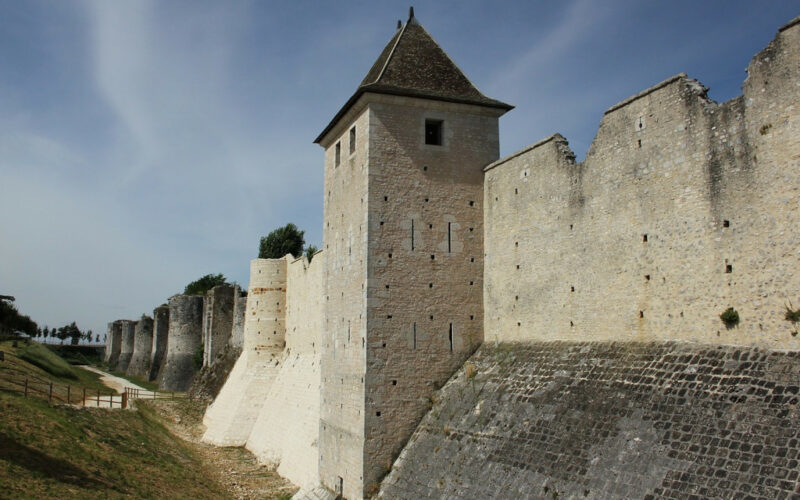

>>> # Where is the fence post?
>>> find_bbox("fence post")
[122,389,128,409]
[83,387,86,407]
[24,378,28,398]
[48,382,53,404]
[67,385,71,405]
[97,389,100,407]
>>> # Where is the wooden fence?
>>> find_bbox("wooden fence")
[0,350,183,408]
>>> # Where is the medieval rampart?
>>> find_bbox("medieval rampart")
[202,284,235,367]
[484,18,800,349]
[231,285,247,348]
[158,294,203,391]
[148,305,169,381]
[104,320,122,366]
[115,319,137,372]
[246,251,324,490]
[127,315,153,378]
[202,257,289,446]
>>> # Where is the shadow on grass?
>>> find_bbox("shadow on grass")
[0,432,121,492]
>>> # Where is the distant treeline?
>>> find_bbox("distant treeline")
[0,296,100,344]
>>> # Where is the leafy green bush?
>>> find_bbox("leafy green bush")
[184,274,227,296]
[259,223,305,259]
[719,307,740,328]
[18,342,77,379]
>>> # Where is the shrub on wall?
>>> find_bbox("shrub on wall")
[719,307,740,328]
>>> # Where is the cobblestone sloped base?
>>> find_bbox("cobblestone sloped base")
[379,341,800,499]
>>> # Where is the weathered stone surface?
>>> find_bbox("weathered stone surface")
[230,285,247,349]
[202,284,235,368]
[158,294,203,392]
[148,305,169,381]
[126,315,153,378]
[247,253,323,491]
[203,258,289,446]
[484,18,800,350]
[380,341,800,499]
[104,320,122,366]
[115,319,137,373]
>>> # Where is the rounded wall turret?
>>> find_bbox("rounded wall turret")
[115,320,137,372]
[148,305,170,381]
[106,320,123,367]
[159,294,203,392]
[127,315,153,378]
[244,258,287,369]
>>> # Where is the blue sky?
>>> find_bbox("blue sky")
[0,1,796,339]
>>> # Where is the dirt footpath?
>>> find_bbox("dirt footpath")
[139,398,298,500]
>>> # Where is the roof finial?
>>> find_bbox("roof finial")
[409,6,415,20]
[397,19,402,30]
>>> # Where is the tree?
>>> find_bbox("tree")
[305,244,319,262]
[184,274,228,296]
[258,223,305,259]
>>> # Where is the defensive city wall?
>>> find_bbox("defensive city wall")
[106,14,799,500]
[203,252,324,490]
[103,284,247,393]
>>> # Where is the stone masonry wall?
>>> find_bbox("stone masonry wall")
[115,319,137,373]
[231,285,247,349]
[380,341,800,499]
[363,95,502,495]
[320,105,370,500]
[246,252,324,491]
[104,320,122,365]
[148,305,169,381]
[159,294,203,392]
[483,19,800,349]
[202,258,287,447]
[126,315,153,379]
[202,284,235,367]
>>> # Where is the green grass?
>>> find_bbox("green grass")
[45,344,104,366]
[16,342,78,379]
[0,392,230,499]
[0,341,230,499]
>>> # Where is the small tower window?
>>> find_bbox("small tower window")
[349,126,356,154]
[425,119,443,145]
[335,142,341,167]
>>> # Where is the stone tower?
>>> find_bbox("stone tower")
[315,9,512,498]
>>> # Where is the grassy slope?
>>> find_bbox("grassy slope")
[0,394,229,499]
[0,341,231,499]
[1,341,109,395]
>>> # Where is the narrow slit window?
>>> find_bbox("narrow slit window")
[726,264,733,273]
[411,219,415,251]
[413,322,417,350]
[347,321,351,342]
[447,222,452,253]
[723,220,730,228]
[448,323,453,352]
[425,119,443,145]
[349,126,356,154]
[335,142,341,167]
[643,234,648,243]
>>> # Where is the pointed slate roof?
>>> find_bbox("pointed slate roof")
[315,10,513,144]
